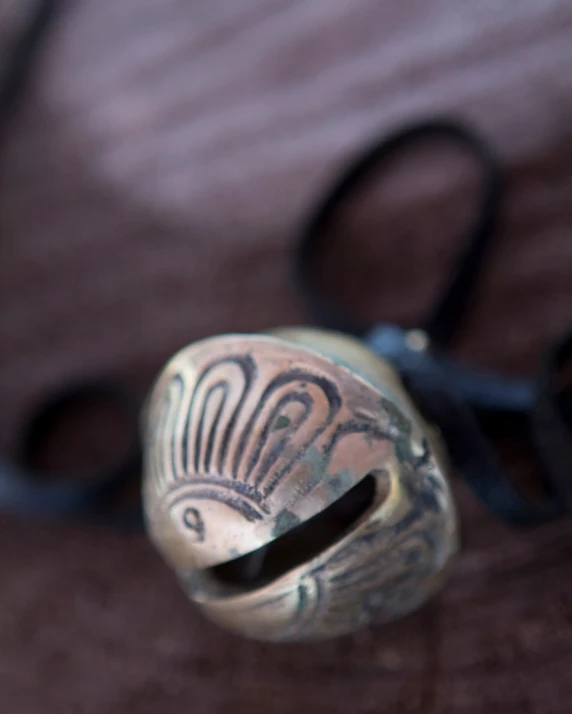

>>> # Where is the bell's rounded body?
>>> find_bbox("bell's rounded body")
[142,328,458,641]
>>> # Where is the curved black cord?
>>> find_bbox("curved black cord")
[296,119,503,347]
[366,324,563,525]
[0,379,143,529]
[0,0,60,135]
[17,380,143,519]
[531,329,572,513]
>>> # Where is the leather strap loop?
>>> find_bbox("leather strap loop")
[296,118,503,347]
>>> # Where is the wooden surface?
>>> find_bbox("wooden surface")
[1,1,572,712]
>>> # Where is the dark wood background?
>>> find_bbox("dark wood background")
[1,1,572,712]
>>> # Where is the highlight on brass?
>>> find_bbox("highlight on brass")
[142,327,458,642]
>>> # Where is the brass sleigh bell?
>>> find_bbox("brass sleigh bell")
[142,327,458,642]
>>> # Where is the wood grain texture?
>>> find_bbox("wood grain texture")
[0,0,572,711]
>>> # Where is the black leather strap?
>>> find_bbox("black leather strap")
[532,330,572,513]
[0,379,144,528]
[0,0,60,136]
[366,324,563,525]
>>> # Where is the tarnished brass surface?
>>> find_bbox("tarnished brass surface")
[142,328,458,641]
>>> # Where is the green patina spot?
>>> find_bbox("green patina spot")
[300,445,328,491]
[272,414,291,431]
[273,508,302,537]
[380,396,414,464]
[395,436,415,465]
[328,469,354,497]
